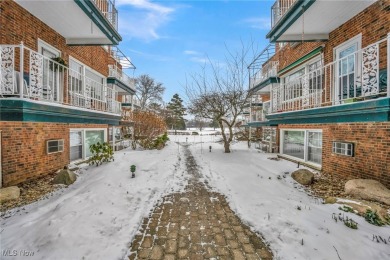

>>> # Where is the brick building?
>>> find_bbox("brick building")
[0,0,138,187]
[247,0,390,187]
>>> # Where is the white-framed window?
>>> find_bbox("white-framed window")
[332,142,354,156]
[47,139,64,154]
[69,128,107,161]
[282,55,324,102]
[69,57,106,101]
[281,129,322,165]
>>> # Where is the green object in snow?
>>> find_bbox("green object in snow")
[130,165,136,173]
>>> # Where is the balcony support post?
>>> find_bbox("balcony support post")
[19,42,24,98]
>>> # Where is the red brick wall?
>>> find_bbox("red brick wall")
[276,42,323,75]
[0,1,110,76]
[0,122,108,186]
[278,123,390,188]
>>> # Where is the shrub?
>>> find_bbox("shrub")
[89,142,114,166]
[364,209,385,226]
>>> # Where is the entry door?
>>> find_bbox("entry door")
[70,131,83,161]
[335,41,359,102]
[41,47,61,101]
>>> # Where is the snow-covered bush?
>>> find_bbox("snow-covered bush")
[89,142,114,166]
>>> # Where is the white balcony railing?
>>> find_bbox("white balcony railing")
[250,101,270,123]
[248,43,277,90]
[249,61,279,89]
[270,36,390,113]
[92,0,118,31]
[251,95,263,104]
[122,95,141,108]
[271,0,298,28]
[1,43,121,115]
[108,65,136,91]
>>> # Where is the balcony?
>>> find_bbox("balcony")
[108,65,136,93]
[0,43,121,115]
[107,46,136,94]
[270,36,389,114]
[271,0,297,28]
[122,95,141,108]
[15,0,121,45]
[251,101,270,122]
[267,0,376,42]
[248,43,279,93]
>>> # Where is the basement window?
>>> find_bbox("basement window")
[47,139,64,154]
[332,142,354,156]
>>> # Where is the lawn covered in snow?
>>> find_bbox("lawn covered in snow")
[1,133,389,260]
[1,142,189,259]
[180,134,390,260]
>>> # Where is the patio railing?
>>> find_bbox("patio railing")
[1,43,121,115]
[271,0,297,28]
[249,61,279,89]
[92,0,118,31]
[270,35,390,113]
[108,65,136,91]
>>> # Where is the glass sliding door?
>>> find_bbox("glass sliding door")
[308,131,322,164]
[281,130,322,166]
[282,130,305,159]
[85,130,105,158]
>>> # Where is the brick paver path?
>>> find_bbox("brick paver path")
[128,144,273,259]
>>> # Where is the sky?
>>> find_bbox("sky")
[116,0,273,104]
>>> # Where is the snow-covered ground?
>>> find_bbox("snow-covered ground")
[1,134,389,259]
[1,142,190,260]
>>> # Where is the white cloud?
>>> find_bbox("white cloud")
[241,17,271,30]
[117,0,173,14]
[117,0,175,41]
[184,50,201,55]
[184,50,209,64]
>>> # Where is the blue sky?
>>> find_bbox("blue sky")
[116,0,273,103]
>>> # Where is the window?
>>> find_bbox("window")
[282,57,323,102]
[47,139,64,154]
[332,142,354,156]
[281,130,322,165]
[85,130,105,158]
[69,129,107,161]
[69,57,105,101]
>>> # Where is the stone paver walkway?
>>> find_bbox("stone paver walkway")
[128,145,273,259]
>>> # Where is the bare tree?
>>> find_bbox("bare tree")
[186,42,257,153]
[135,74,165,109]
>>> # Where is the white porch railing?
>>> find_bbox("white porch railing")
[270,36,390,113]
[122,95,141,107]
[92,0,118,31]
[271,0,298,28]
[250,101,270,123]
[249,61,279,89]
[251,94,263,104]
[1,43,121,115]
[108,65,136,91]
